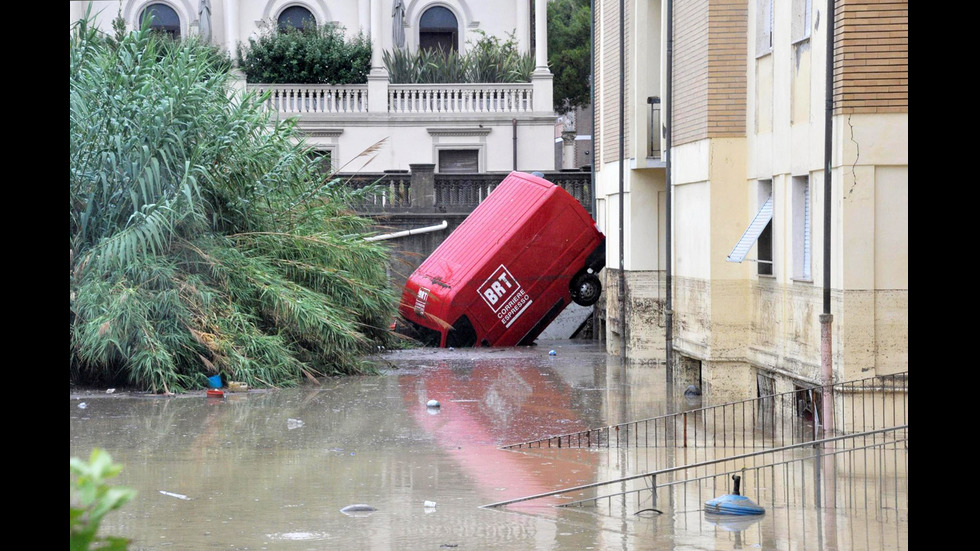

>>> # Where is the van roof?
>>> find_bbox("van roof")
[414,172,559,294]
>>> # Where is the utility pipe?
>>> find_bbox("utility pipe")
[590,0,598,340]
[820,0,836,436]
[513,118,518,171]
[665,0,674,378]
[618,0,627,359]
[364,220,448,242]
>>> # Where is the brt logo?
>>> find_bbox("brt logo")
[478,265,521,312]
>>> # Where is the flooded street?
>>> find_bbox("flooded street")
[70,340,907,550]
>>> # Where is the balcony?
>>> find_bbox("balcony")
[249,82,538,116]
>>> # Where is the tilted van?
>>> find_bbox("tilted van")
[399,171,605,347]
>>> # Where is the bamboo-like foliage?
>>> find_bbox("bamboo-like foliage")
[70,17,397,393]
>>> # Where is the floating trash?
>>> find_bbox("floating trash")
[287,418,304,430]
[426,399,441,408]
[159,490,191,501]
[78,402,88,409]
[549,350,557,356]
[423,500,437,508]
[340,504,377,517]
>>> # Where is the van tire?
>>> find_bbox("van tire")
[570,272,601,306]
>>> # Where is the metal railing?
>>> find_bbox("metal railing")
[502,372,908,451]
[484,426,908,514]
[648,96,662,159]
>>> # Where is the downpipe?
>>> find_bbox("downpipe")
[365,220,448,242]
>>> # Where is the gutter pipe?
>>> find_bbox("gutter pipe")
[365,220,448,242]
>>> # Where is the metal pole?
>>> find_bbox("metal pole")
[820,0,836,436]
[590,0,599,341]
[618,0,626,359]
[512,118,518,171]
[665,0,674,378]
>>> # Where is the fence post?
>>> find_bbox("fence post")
[409,164,436,210]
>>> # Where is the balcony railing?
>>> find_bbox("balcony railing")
[250,84,369,114]
[647,96,662,159]
[334,168,592,215]
[388,84,533,114]
[251,83,534,115]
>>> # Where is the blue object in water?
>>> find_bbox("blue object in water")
[704,475,764,516]
[704,494,765,516]
[207,375,222,388]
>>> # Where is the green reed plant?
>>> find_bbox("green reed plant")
[70,17,396,393]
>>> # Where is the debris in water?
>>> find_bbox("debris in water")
[549,350,557,356]
[287,418,304,430]
[426,399,441,408]
[160,490,191,500]
[106,388,115,394]
[340,504,377,517]
[423,500,437,508]
[78,402,87,409]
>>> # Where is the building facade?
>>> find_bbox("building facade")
[594,0,908,399]
[71,0,557,173]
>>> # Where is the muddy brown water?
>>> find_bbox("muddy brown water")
[70,340,907,550]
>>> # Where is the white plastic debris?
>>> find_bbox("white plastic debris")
[106,388,115,394]
[426,399,440,408]
[549,350,557,356]
[78,402,88,409]
[423,500,437,508]
[159,490,191,500]
[287,418,304,430]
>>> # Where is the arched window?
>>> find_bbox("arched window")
[419,6,458,53]
[278,5,317,32]
[140,3,180,39]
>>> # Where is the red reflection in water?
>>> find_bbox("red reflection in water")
[400,360,596,506]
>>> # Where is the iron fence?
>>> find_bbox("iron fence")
[502,372,908,451]
[485,426,908,515]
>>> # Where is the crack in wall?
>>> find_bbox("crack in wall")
[846,114,860,197]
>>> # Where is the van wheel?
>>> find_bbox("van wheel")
[570,272,601,306]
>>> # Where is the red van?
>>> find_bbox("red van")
[399,171,605,347]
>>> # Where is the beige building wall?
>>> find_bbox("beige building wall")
[594,0,667,361]
[742,0,908,390]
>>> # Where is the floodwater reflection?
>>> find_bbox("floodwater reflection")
[70,340,907,550]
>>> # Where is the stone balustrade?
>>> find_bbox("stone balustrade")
[251,83,535,115]
[250,84,369,114]
[388,84,533,114]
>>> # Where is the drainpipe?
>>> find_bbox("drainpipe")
[590,0,599,341]
[513,118,518,171]
[364,220,448,242]
[820,0,836,436]
[618,0,626,359]
[665,0,674,378]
